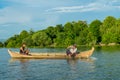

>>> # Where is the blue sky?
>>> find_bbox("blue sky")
[0,0,120,39]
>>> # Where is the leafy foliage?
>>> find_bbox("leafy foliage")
[89,19,102,44]
[4,16,120,48]
[0,42,3,47]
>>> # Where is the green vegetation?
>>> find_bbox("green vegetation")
[4,16,120,48]
[0,42,4,47]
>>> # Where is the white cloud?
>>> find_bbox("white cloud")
[46,0,120,13]
[46,3,100,13]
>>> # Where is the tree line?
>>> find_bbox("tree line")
[1,16,120,48]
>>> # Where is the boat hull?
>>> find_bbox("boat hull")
[8,47,94,59]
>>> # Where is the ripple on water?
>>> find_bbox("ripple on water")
[0,47,120,80]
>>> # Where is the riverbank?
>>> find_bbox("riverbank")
[1,43,120,49]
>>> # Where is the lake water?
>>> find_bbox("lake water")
[0,46,120,80]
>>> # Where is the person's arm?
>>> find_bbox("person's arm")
[20,47,25,52]
[70,48,74,54]
[70,48,77,54]
[73,48,77,53]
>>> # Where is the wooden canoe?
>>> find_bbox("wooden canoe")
[8,47,94,59]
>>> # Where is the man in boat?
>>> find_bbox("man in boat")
[66,44,78,57]
[20,43,29,55]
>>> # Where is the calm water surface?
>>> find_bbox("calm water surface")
[0,47,120,80]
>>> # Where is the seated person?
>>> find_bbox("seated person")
[66,44,77,57]
[20,43,29,55]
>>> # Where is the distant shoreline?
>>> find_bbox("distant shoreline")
[0,43,120,48]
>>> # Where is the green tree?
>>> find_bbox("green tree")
[89,19,102,44]
[29,28,34,35]
[22,36,34,47]
[86,32,95,46]
[20,30,29,39]
[72,21,88,36]
[32,31,52,47]
[0,42,3,47]
[45,26,56,43]
[100,16,116,44]
[64,22,73,33]
[54,32,66,47]
[112,18,120,43]
[54,24,63,33]
[100,16,116,33]
[64,32,75,46]
[5,35,19,47]
[5,16,120,48]
[75,28,88,45]
[6,41,16,47]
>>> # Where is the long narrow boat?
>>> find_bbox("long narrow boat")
[8,47,94,59]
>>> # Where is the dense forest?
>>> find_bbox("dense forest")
[1,16,120,48]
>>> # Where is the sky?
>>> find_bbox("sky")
[0,0,120,39]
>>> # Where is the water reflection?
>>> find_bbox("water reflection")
[9,58,30,72]
[9,58,29,63]
[66,57,95,65]
[79,57,96,63]
[66,59,78,65]
[67,58,96,70]
[66,59,78,70]
[8,59,31,80]
[65,58,96,80]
